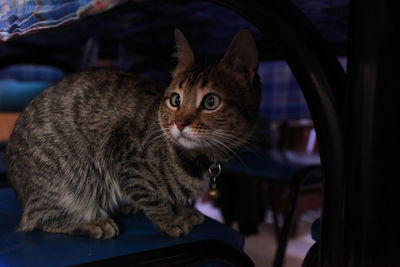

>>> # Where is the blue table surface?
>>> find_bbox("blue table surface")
[0,188,243,267]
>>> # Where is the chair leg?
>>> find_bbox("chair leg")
[273,178,303,267]
[268,183,281,242]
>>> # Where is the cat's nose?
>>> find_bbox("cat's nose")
[175,118,190,132]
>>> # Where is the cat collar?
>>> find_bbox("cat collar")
[208,162,221,199]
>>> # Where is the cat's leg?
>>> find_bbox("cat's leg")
[135,198,193,237]
[123,184,202,236]
[175,205,205,226]
[118,202,139,215]
[20,204,119,239]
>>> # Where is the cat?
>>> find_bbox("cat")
[4,29,260,239]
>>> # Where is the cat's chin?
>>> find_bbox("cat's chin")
[173,136,232,162]
[168,128,232,160]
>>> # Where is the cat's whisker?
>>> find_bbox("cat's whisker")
[208,131,257,165]
[199,138,225,159]
[202,136,244,165]
[210,132,250,150]
[211,133,243,148]
[212,129,255,146]
[211,130,268,164]
[144,128,169,147]
[146,134,167,148]
[145,127,168,140]
[204,140,232,161]
[212,130,261,154]
[206,136,251,168]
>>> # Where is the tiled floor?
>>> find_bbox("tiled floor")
[196,201,319,267]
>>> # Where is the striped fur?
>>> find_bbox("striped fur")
[4,30,260,238]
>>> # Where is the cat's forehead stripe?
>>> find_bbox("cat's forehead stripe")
[178,79,185,89]
[177,67,212,90]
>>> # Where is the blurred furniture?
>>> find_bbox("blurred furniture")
[0,113,19,141]
[221,119,322,267]
[300,218,320,267]
[219,57,322,267]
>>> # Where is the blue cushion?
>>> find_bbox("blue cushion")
[0,80,51,111]
[0,188,244,266]
[223,149,320,181]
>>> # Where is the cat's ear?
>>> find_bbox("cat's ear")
[218,29,258,83]
[173,29,194,76]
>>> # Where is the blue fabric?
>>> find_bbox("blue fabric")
[0,65,64,82]
[0,0,348,44]
[223,149,320,181]
[258,61,310,121]
[0,188,244,266]
[0,80,51,111]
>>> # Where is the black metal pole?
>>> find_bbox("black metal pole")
[345,0,399,266]
[204,1,346,266]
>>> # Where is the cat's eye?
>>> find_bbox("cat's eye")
[170,93,181,107]
[202,94,220,110]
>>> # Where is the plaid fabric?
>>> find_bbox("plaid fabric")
[258,57,346,121]
[0,0,127,41]
[258,61,310,121]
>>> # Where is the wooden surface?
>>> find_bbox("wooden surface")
[0,113,19,141]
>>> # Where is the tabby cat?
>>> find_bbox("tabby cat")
[4,29,260,239]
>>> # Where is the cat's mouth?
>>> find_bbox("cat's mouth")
[169,126,204,149]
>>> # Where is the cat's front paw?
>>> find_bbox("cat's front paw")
[118,203,139,215]
[157,220,192,237]
[75,218,120,239]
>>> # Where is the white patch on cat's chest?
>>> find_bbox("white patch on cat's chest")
[60,191,98,222]
[103,172,129,214]
[106,179,123,207]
